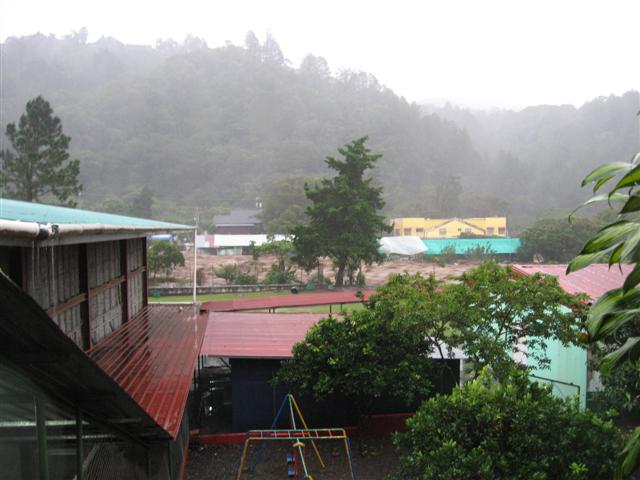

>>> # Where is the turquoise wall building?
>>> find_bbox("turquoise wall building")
[422,237,521,255]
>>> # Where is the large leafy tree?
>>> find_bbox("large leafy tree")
[392,369,621,480]
[450,261,585,380]
[517,217,599,263]
[277,276,441,415]
[569,148,640,478]
[291,137,391,286]
[147,241,185,279]
[0,96,81,206]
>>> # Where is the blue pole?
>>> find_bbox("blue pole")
[251,394,291,471]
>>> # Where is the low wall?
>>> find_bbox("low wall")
[148,283,302,297]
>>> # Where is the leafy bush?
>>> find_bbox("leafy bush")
[262,263,296,284]
[213,264,238,284]
[214,263,258,285]
[235,272,258,285]
[392,370,622,480]
[464,244,495,261]
[441,244,457,264]
[147,240,185,278]
[517,217,598,263]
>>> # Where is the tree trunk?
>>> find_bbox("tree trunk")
[335,262,346,287]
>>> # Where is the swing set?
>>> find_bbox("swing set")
[235,394,357,480]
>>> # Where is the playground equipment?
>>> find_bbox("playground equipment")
[236,394,356,480]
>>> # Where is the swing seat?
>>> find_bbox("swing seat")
[287,466,296,477]
[286,453,295,464]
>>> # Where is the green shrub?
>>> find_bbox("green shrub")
[262,263,296,284]
[392,370,621,480]
[464,244,495,261]
[441,244,457,264]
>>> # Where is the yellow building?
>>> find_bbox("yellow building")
[392,217,508,238]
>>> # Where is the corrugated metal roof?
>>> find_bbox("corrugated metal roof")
[203,290,376,312]
[422,237,521,254]
[0,271,166,440]
[202,312,325,358]
[511,263,634,300]
[213,209,262,226]
[0,198,192,230]
[88,304,207,439]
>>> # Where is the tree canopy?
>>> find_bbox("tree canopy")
[291,137,391,286]
[147,241,185,279]
[0,95,81,206]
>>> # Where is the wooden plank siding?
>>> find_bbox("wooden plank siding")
[9,238,147,350]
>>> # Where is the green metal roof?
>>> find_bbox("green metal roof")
[422,237,521,255]
[0,198,192,230]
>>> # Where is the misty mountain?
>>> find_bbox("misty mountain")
[1,32,638,225]
[425,93,640,215]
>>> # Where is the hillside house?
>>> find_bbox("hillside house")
[392,216,508,238]
[0,199,205,480]
[213,209,262,235]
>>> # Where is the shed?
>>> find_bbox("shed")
[201,312,460,432]
[213,209,262,234]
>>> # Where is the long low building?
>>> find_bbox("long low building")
[196,233,288,255]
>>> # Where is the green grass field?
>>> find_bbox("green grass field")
[147,289,292,303]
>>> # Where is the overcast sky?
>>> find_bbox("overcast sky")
[1,0,638,109]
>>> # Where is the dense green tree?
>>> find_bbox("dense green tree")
[291,137,391,286]
[277,287,438,415]
[0,96,81,206]
[450,262,585,379]
[517,217,599,262]
[392,369,621,480]
[252,239,297,284]
[147,241,184,279]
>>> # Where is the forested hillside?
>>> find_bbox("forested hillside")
[425,92,640,218]
[1,31,638,227]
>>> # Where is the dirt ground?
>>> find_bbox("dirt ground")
[187,434,400,480]
[167,252,477,287]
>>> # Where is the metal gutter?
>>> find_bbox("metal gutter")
[0,219,194,240]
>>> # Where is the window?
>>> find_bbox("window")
[464,228,472,234]
[416,228,424,237]
[487,227,494,235]
[394,229,400,236]
[498,227,506,235]
[403,228,412,236]
[439,228,447,236]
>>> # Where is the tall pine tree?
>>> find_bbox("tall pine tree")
[292,137,390,286]
[1,96,81,206]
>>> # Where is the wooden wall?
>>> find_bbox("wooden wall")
[13,237,148,350]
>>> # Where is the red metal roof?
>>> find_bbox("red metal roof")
[202,312,326,358]
[511,263,634,300]
[88,304,207,438]
[203,290,375,312]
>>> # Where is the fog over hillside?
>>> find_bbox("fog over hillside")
[1,32,638,227]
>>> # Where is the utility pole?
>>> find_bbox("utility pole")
[193,208,199,304]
